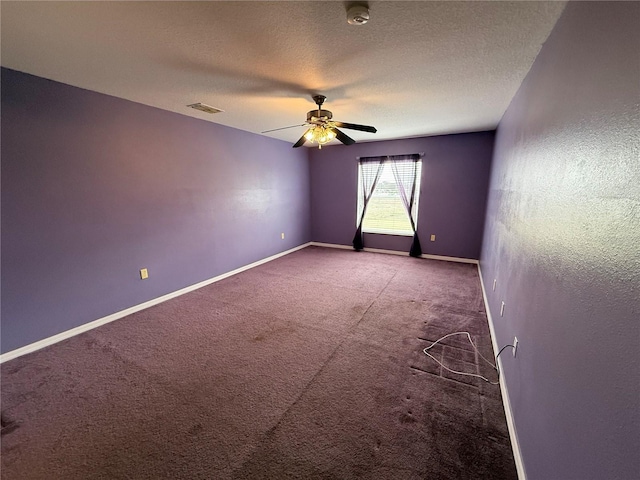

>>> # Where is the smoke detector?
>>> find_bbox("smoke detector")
[347,5,369,25]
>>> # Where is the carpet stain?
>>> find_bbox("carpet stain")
[4,364,25,375]
[399,412,417,424]
[251,326,296,343]
[1,412,19,436]
[188,423,204,435]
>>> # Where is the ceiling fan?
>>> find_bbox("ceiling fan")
[262,95,377,149]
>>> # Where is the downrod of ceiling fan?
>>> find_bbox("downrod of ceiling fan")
[313,95,326,117]
[312,95,326,107]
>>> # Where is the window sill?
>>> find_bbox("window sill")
[362,229,414,237]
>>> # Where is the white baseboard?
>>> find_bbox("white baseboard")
[310,241,353,251]
[422,253,478,264]
[478,264,527,480]
[0,243,312,364]
[310,242,479,264]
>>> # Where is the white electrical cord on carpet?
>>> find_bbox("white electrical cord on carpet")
[422,331,515,385]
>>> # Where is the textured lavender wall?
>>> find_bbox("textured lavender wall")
[480,3,639,479]
[310,132,494,259]
[1,68,310,354]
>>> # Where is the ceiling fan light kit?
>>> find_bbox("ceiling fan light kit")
[304,125,336,149]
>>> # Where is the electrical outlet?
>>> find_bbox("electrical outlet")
[493,279,497,291]
[281,232,285,240]
[140,268,149,280]
[513,337,518,357]
[500,301,505,317]
[430,234,436,241]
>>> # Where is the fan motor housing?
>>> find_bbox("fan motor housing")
[307,109,333,122]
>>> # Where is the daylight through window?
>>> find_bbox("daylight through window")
[357,160,422,236]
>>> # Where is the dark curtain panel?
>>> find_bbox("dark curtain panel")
[390,155,423,257]
[352,157,385,251]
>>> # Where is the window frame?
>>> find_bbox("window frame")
[356,159,422,237]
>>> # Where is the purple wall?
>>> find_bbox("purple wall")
[1,68,310,354]
[310,132,494,259]
[480,3,639,479]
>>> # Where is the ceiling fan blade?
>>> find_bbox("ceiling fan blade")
[332,121,377,133]
[332,128,356,146]
[262,123,307,134]
[292,130,310,148]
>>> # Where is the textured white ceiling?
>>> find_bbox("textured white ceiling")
[1,1,566,146]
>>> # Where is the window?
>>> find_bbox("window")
[356,160,422,236]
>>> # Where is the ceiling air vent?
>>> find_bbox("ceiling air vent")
[187,103,224,114]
